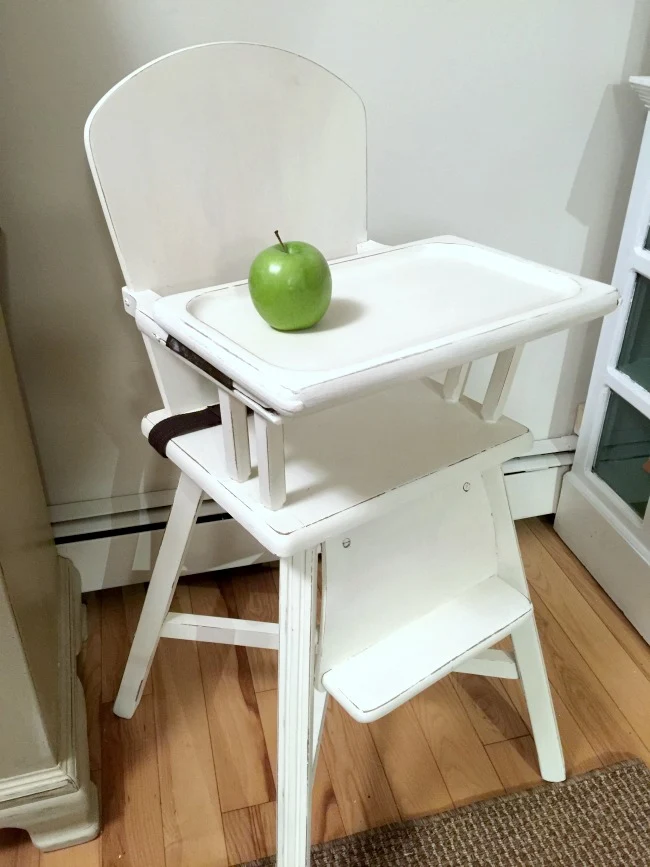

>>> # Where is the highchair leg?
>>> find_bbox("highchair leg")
[276,547,319,867]
[511,617,565,782]
[482,465,565,783]
[113,473,203,718]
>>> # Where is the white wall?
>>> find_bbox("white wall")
[1,1,649,507]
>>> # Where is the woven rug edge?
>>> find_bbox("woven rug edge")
[238,758,650,867]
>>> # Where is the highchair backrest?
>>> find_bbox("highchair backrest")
[85,42,367,296]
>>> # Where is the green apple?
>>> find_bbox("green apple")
[248,232,332,331]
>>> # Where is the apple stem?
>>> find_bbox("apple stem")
[274,229,288,253]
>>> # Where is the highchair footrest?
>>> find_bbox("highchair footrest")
[321,575,532,724]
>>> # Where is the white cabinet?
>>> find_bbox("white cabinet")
[0,302,98,850]
[555,78,650,644]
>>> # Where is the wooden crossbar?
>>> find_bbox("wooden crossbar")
[452,648,519,679]
[481,346,523,422]
[218,388,252,482]
[255,413,287,510]
[160,613,279,648]
[443,363,471,402]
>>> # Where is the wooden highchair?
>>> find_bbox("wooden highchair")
[85,42,617,866]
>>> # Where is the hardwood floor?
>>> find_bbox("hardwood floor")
[1,517,649,866]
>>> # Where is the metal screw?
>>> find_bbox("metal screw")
[463,482,471,492]
[342,538,351,548]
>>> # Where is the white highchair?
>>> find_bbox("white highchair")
[85,43,617,866]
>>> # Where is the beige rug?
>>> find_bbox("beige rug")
[243,760,650,866]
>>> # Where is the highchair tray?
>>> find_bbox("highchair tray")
[150,235,617,415]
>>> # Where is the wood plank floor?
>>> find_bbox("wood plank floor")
[2,517,649,866]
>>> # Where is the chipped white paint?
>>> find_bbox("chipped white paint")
[277,548,319,866]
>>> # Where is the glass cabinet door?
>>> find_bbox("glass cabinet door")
[593,390,650,518]
[617,273,650,391]
[592,268,650,519]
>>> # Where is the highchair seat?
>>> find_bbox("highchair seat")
[146,235,615,415]
[142,379,532,557]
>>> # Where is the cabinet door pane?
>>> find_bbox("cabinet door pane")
[593,390,650,518]
[617,273,650,390]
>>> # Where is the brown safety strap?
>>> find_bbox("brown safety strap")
[149,335,263,458]
[148,404,223,458]
[148,403,255,458]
